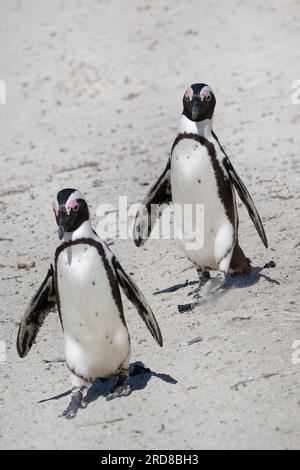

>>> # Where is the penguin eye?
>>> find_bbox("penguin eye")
[184,95,190,102]
[73,202,79,212]
[206,94,212,102]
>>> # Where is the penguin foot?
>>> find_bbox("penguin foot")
[105,381,131,401]
[61,388,85,420]
[199,273,226,298]
[187,270,211,297]
[105,369,131,401]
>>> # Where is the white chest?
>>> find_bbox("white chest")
[171,139,229,222]
[170,138,234,267]
[56,242,130,380]
[171,139,217,202]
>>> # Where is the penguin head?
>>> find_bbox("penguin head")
[53,188,89,240]
[182,83,216,122]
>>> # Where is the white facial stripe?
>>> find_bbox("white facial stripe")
[53,199,59,215]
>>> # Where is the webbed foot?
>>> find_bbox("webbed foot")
[105,369,131,401]
[187,270,211,297]
[197,272,226,298]
[61,387,85,420]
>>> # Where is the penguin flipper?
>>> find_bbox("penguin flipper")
[16,265,56,358]
[223,157,268,248]
[113,258,163,347]
[133,159,171,247]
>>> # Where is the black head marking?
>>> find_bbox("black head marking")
[182,83,216,122]
[53,188,89,239]
[56,188,77,206]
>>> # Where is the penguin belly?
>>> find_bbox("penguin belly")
[171,139,233,269]
[56,243,130,381]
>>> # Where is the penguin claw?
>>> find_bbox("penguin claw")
[61,408,77,420]
[105,383,131,401]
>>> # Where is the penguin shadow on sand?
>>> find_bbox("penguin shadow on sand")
[83,362,177,406]
[38,362,177,416]
[153,261,279,312]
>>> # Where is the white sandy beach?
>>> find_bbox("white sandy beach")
[0,0,299,449]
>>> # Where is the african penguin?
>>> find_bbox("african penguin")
[17,188,163,419]
[133,83,268,306]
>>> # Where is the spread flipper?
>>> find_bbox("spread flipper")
[16,265,56,358]
[133,159,171,246]
[223,156,268,248]
[113,258,163,347]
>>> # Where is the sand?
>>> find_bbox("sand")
[0,0,299,449]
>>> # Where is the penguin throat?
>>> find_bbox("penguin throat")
[63,220,94,242]
[178,114,213,138]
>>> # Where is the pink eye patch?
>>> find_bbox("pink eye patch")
[66,199,79,214]
[200,86,211,102]
[184,87,193,101]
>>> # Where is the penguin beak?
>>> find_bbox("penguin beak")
[58,225,65,240]
[191,99,200,121]
[57,208,68,240]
